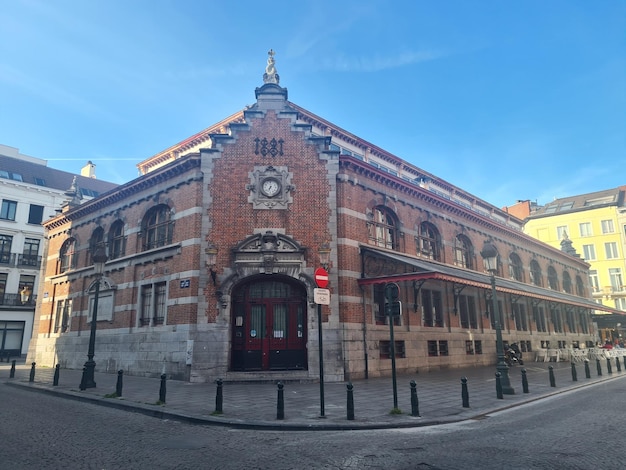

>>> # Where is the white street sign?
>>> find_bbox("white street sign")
[314,288,330,305]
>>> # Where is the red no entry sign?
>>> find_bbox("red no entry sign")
[314,267,329,288]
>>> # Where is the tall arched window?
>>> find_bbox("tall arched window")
[576,275,586,297]
[59,238,76,273]
[530,260,542,287]
[454,234,473,269]
[367,206,398,250]
[562,271,572,294]
[89,227,104,265]
[109,220,126,260]
[416,222,441,261]
[509,253,524,282]
[547,266,559,290]
[143,205,173,251]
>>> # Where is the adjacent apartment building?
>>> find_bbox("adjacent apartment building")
[0,144,117,359]
[522,187,626,342]
[28,53,612,383]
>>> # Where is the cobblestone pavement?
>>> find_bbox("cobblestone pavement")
[3,357,625,430]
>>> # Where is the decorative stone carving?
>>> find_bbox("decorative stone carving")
[263,49,280,84]
[233,231,305,278]
[248,165,294,210]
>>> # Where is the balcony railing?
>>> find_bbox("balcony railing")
[17,254,42,269]
[0,253,16,266]
[0,253,41,268]
[0,293,37,307]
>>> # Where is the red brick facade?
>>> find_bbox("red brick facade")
[28,76,604,383]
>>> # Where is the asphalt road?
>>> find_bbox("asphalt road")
[1,377,623,469]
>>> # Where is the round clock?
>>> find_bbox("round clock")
[261,178,281,197]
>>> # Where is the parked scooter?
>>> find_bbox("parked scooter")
[504,342,524,366]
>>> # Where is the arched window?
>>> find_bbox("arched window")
[576,275,586,297]
[89,227,104,265]
[109,220,126,260]
[416,222,441,261]
[454,234,473,269]
[509,253,524,282]
[547,266,559,290]
[562,270,572,294]
[59,238,76,273]
[530,260,542,287]
[367,206,398,250]
[143,205,173,251]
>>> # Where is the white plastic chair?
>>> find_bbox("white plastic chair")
[547,348,560,362]
[535,349,548,362]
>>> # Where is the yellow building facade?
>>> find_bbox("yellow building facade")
[523,187,626,343]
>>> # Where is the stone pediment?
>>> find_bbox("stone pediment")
[233,231,305,277]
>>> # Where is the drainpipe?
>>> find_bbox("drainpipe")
[359,284,368,379]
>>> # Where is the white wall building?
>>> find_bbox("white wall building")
[0,144,117,359]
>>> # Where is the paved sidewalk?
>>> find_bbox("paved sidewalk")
[3,358,625,431]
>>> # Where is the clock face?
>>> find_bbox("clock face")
[261,178,281,197]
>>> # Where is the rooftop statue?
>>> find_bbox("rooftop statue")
[263,49,280,85]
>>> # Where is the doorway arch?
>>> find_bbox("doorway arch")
[230,276,308,371]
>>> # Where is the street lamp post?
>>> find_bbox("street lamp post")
[480,241,515,395]
[79,244,108,390]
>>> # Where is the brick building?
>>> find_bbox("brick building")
[28,53,609,382]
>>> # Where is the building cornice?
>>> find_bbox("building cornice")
[339,157,591,271]
[44,154,202,230]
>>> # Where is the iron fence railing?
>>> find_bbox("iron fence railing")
[0,293,37,307]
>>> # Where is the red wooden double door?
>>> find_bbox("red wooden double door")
[231,278,308,371]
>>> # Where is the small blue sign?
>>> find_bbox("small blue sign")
[180,279,190,288]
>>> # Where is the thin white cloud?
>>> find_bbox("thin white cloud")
[320,50,447,73]
[535,165,619,204]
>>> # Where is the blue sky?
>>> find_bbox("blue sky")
[1,0,624,209]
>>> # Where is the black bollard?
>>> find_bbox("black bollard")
[549,366,556,387]
[606,357,612,374]
[596,358,602,376]
[584,360,591,379]
[410,380,420,416]
[346,383,355,421]
[29,362,36,382]
[79,367,87,390]
[276,382,284,420]
[571,362,577,382]
[53,364,60,386]
[461,377,469,408]
[521,368,529,393]
[159,374,167,403]
[495,372,503,399]
[616,357,622,372]
[9,359,16,378]
[116,370,124,397]
[623,355,626,370]
[215,378,223,414]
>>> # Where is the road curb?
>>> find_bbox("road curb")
[5,374,623,431]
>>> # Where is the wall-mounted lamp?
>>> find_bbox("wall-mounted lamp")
[206,243,218,286]
[318,243,331,271]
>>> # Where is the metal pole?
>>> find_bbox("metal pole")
[389,309,398,409]
[80,276,100,389]
[317,303,325,417]
[491,274,515,394]
[346,383,354,420]
[276,382,285,420]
